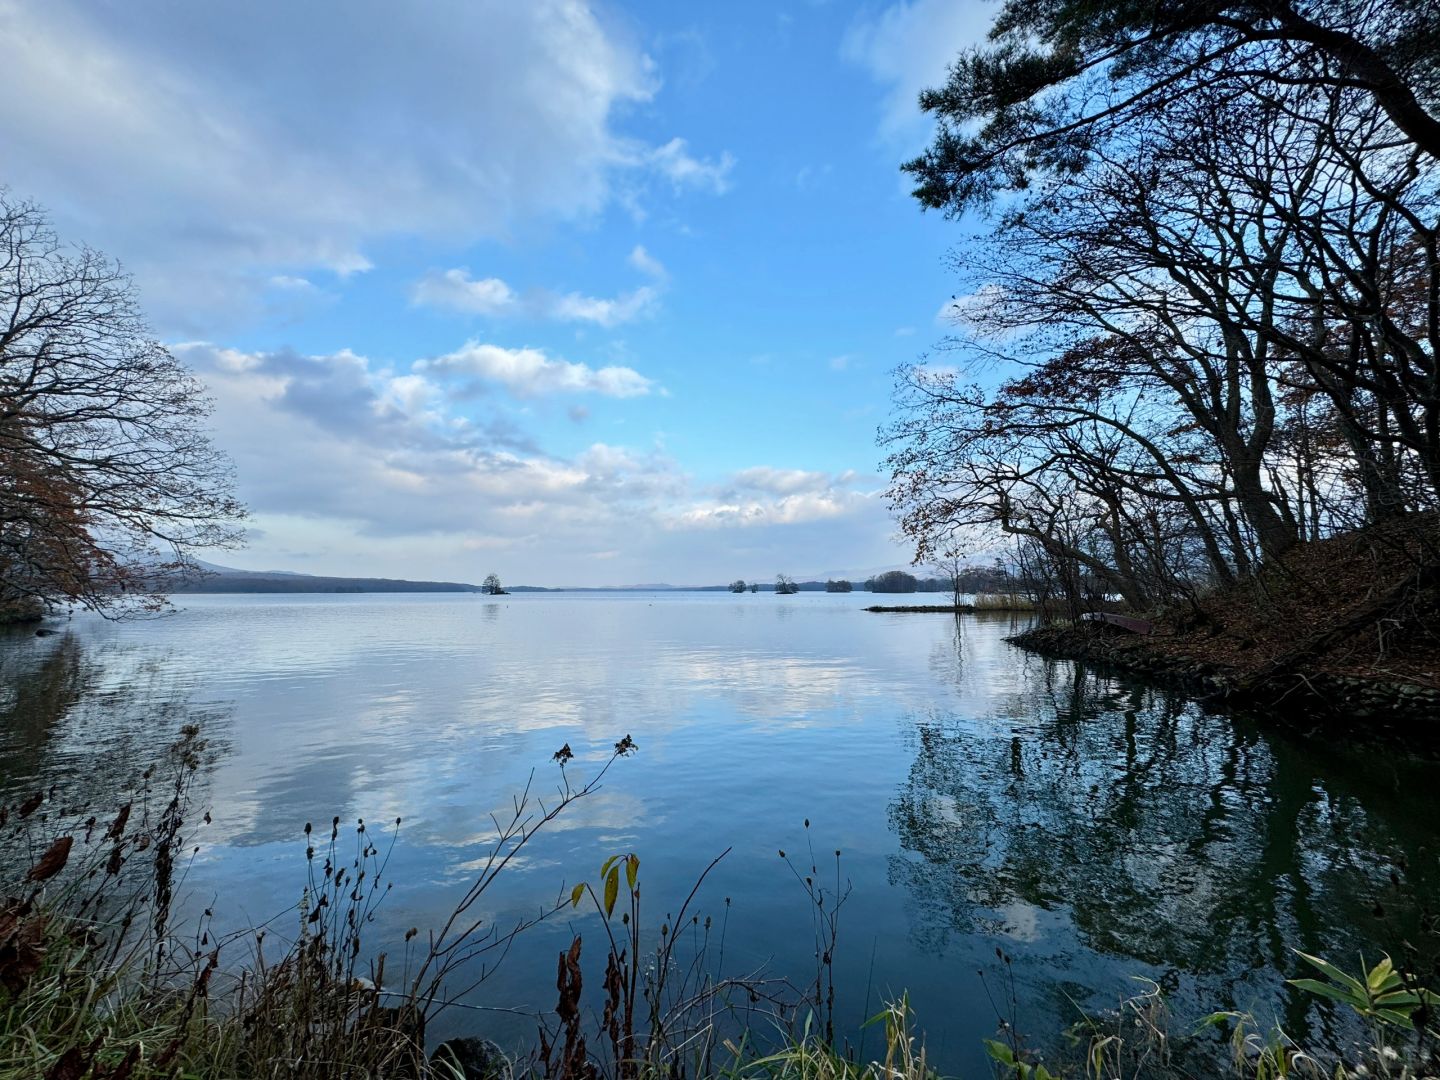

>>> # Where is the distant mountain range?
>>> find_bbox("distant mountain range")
[171,562,488,594]
[171,562,954,595]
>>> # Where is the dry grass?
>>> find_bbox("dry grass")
[716,999,937,1080]
[972,593,1041,612]
[0,728,642,1079]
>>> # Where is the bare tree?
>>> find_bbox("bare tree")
[1,196,245,620]
[928,547,968,610]
[888,61,1440,617]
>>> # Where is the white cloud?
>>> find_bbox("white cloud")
[842,0,991,143]
[627,245,667,279]
[411,271,519,316]
[169,342,910,582]
[936,284,1009,330]
[377,373,444,421]
[0,1,731,328]
[412,269,661,327]
[548,286,660,328]
[419,342,657,398]
[268,275,316,291]
[667,492,864,531]
[644,137,736,194]
[828,355,852,372]
[729,467,857,496]
[671,466,876,531]
[795,163,833,190]
[177,342,665,529]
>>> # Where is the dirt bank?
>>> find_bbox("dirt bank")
[1010,516,1440,724]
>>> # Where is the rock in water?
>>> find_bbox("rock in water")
[430,1037,512,1080]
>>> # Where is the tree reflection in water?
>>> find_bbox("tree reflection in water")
[887,657,1440,1048]
[0,629,231,814]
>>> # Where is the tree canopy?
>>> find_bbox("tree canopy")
[887,1,1439,619]
[905,0,1440,213]
[1,196,244,619]
[866,571,918,594]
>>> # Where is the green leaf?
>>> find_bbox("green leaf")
[600,855,619,878]
[860,1008,891,1029]
[604,865,619,916]
[570,883,585,909]
[1195,1011,1242,1030]
[1289,978,1364,1008]
[1293,951,1367,999]
[625,854,639,893]
[1376,1008,1418,1027]
[1367,955,1397,992]
[983,1039,1017,1067]
[1374,990,1427,1006]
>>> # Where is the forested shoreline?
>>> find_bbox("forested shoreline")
[882,0,1440,715]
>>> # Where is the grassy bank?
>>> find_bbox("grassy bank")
[865,595,1046,614]
[865,604,973,613]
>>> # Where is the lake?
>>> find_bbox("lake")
[2,592,1437,1074]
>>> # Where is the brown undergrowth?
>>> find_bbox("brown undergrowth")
[1014,514,1440,715]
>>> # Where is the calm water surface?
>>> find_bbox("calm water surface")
[2,592,1437,1073]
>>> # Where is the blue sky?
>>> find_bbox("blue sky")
[0,0,993,585]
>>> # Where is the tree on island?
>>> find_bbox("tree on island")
[1,197,245,622]
[482,573,506,595]
[749,582,759,593]
[929,546,968,610]
[775,574,800,595]
[729,579,747,593]
[825,579,852,593]
[866,570,918,594]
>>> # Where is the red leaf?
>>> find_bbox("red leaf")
[26,836,73,883]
